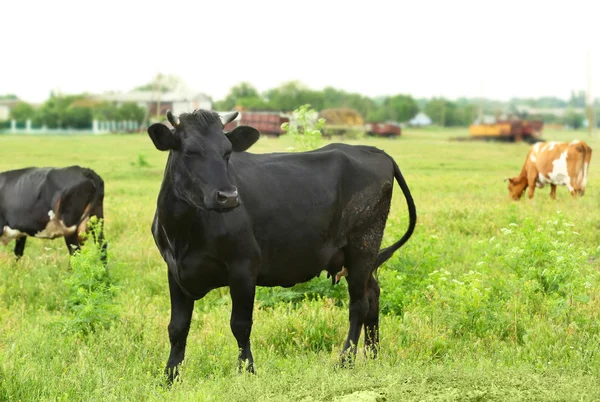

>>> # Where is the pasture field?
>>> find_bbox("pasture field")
[1,129,600,401]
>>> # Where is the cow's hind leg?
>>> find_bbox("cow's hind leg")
[363,275,380,358]
[64,233,81,256]
[165,270,194,384]
[338,247,376,367]
[338,182,391,367]
[14,237,27,260]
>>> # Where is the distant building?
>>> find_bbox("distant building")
[0,99,19,121]
[93,90,212,116]
[515,105,585,117]
[409,112,432,126]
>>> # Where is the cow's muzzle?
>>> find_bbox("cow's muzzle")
[215,187,239,209]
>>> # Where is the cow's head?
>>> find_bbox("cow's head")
[505,177,527,200]
[148,109,260,210]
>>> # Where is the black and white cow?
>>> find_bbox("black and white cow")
[149,110,416,382]
[0,166,106,261]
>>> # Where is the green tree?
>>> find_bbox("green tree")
[215,82,264,110]
[9,102,36,121]
[265,81,325,111]
[568,91,586,108]
[64,105,93,129]
[562,108,584,129]
[383,94,418,122]
[454,103,476,126]
[228,82,259,100]
[424,98,461,127]
[236,97,274,111]
[117,102,145,121]
[92,102,120,121]
[34,94,72,128]
[321,87,375,118]
[34,93,94,128]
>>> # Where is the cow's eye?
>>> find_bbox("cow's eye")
[224,152,232,161]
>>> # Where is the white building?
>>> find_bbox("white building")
[93,90,212,116]
[409,112,432,126]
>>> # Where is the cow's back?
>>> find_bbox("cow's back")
[233,144,394,225]
[0,168,54,216]
[0,166,102,234]
[231,144,395,284]
[529,141,591,192]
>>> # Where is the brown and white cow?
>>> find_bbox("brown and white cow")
[506,140,592,200]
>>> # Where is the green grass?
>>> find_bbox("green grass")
[1,128,600,401]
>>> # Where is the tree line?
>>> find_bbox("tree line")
[6,93,146,129]
[3,78,598,129]
[214,82,598,128]
[213,81,478,126]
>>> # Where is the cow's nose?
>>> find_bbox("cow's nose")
[216,188,239,208]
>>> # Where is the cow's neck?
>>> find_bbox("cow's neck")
[512,168,529,194]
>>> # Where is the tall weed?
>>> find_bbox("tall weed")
[281,104,325,151]
[63,219,118,334]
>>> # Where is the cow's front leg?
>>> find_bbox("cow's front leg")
[527,172,538,199]
[229,260,257,373]
[165,270,194,384]
[14,237,27,259]
[550,184,557,199]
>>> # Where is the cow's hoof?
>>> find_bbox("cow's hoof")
[238,360,256,375]
[335,354,356,370]
[163,366,179,387]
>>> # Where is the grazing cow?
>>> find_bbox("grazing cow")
[506,140,592,200]
[149,109,417,382]
[0,166,106,261]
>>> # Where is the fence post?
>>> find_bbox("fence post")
[26,119,31,132]
[10,119,16,133]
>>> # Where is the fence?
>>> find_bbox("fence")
[0,119,144,135]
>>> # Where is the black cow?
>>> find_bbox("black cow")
[0,166,106,261]
[149,110,416,382]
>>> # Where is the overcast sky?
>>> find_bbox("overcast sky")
[1,0,597,104]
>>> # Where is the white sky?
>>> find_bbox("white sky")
[1,0,597,104]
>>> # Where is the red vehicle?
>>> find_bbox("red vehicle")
[223,111,289,136]
[366,122,402,137]
[522,120,544,137]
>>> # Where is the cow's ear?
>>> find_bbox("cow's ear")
[226,126,260,152]
[148,123,180,151]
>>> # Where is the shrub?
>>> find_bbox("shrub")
[132,153,150,168]
[380,211,599,346]
[281,104,326,151]
[62,219,118,334]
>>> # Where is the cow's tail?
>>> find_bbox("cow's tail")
[576,142,592,163]
[53,195,93,229]
[375,156,417,269]
[53,171,104,235]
